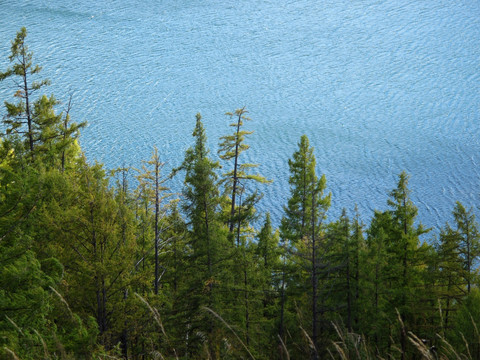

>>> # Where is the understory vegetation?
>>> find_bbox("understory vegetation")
[1,28,479,360]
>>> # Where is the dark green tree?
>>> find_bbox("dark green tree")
[453,201,480,294]
[364,210,392,352]
[175,113,232,359]
[436,224,465,335]
[383,171,429,359]
[280,134,331,359]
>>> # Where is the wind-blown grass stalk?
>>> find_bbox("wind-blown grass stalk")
[135,293,179,360]
[49,285,76,320]
[33,329,49,359]
[277,334,290,360]
[407,331,435,360]
[330,322,375,360]
[300,325,316,352]
[5,316,23,336]
[203,306,256,360]
[3,347,20,360]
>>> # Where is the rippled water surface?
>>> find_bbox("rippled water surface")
[1,0,479,230]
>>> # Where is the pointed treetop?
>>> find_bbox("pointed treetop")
[192,113,209,160]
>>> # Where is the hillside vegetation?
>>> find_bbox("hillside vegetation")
[1,27,479,360]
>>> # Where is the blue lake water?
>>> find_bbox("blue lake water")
[1,0,479,232]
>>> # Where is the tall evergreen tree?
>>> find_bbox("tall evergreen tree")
[175,113,231,358]
[280,135,331,359]
[384,171,428,359]
[327,209,357,332]
[256,212,282,321]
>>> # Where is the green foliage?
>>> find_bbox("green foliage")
[218,108,271,236]
[175,113,234,357]
[0,28,85,169]
[279,134,332,358]
[281,135,330,244]
[436,224,466,336]
[453,201,480,294]
[2,27,480,360]
[450,288,480,357]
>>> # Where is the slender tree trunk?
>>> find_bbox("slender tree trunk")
[21,53,34,156]
[279,252,287,352]
[203,196,212,277]
[229,111,242,233]
[466,223,471,293]
[120,173,128,358]
[400,196,408,360]
[346,251,352,331]
[244,262,250,347]
[311,190,319,360]
[374,261,379,348]
[154,161,159,295]
[61,96,72,172]
[354,226,360,329]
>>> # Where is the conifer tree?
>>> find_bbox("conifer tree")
[256,213,281,314]
[385,171,428,359]
[254,213,282,353]
[0,140,99,358]
[43,157,137,349]
[0,28,85,166]
[58,96,86,172]
[0,143,49,357]
[176,113,231,358]
[136,146,171,294]
[350,206,365,331]
[280,134,331,359]
[362,210,391,352]
[327,209,355,331]
[436,225,465,335]
[453,201,480,294]
[0,27,49,155]
[218,107,270,237]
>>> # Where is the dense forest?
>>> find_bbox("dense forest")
[1,28,479,360]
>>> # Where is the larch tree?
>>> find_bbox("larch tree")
[0,27,85,167]
[217,108,272,350]
[136,146,171,295]
[0,27,48,154]
[218,107,270,238]
[0,28,49,157]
